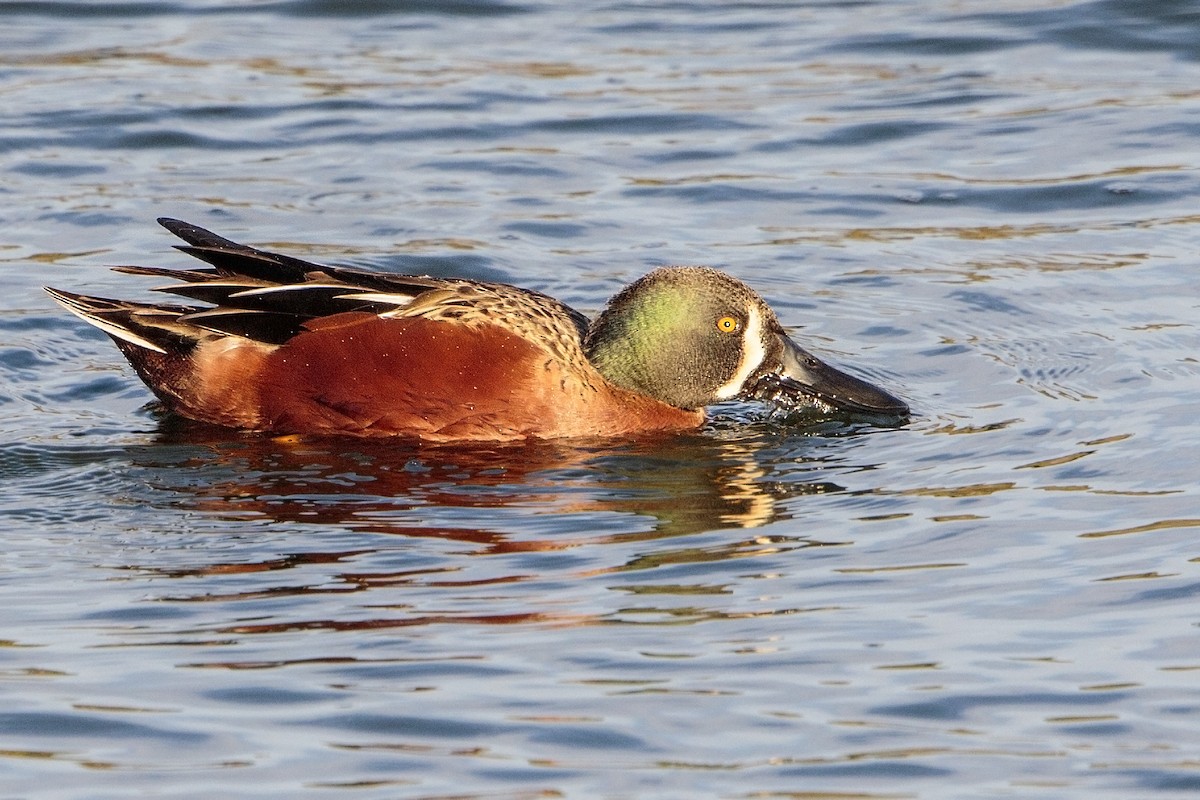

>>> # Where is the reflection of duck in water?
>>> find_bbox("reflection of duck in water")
[133,430,848,615]
[48,218,907,442]
[148,426,846,545]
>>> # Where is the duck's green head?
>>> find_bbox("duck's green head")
[583,266,908,417]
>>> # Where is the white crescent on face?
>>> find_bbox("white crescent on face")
[712,302,766,402]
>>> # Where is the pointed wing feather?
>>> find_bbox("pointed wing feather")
[54,218,593,356]
[147,279,268,303]
[176,307,307,344]
[224,284,414,317]
[113,264,219,282]
[159,217,324,283]
[45,286,201,354]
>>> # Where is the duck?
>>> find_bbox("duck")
[46,218,907,442]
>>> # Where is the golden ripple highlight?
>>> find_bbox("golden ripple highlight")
[902,482,1016,498]
[757,213,1200,246]
[1079,518,1200,539]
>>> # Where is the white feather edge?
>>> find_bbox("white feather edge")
[227,285,418,313]
[229,283,358,297]
[151,280,267,292]
[54,301,168,354]
[332,292,416,306]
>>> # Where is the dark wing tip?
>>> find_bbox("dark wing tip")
[157,217,244,250]
[157,217,195,238]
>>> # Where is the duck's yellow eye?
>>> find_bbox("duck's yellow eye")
[717,316,740,333]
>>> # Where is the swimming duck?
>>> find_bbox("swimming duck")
[46,218,907,441]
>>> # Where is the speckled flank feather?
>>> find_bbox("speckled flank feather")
[388,280,597,385]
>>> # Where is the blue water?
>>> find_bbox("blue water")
[3,1,1200,797]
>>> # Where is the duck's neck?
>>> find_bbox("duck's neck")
[583,293,707,409]
[584,304,658,392]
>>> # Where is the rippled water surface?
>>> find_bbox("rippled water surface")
[3,1,1200,797]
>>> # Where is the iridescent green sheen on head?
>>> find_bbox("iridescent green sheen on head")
[584,267,778,409]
